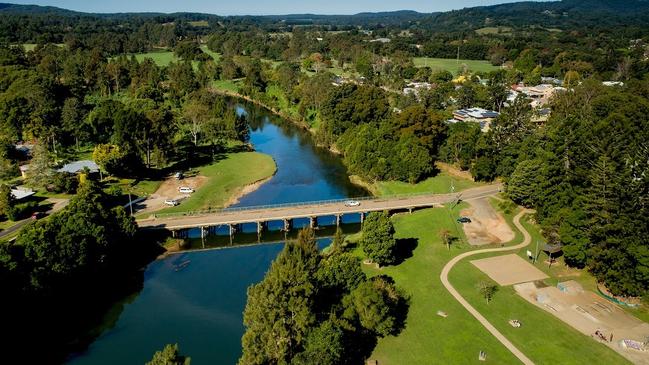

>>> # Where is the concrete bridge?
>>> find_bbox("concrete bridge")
[137,184,502,239]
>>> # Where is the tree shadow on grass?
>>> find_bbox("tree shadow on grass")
[392,238,418,265]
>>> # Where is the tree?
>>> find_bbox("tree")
[342,276,404,337]
[439,229,452,250]
[92,144,127,177]
[506,159,544,207]
[182,98,210,146]
[0,184,14,219]
[292,320,345,365]
[361,211,397,266]
[147,344,191,365]
[239,228,320,365]
[330,227,345,253]
[477,281,498,303]
[26,143,54,189]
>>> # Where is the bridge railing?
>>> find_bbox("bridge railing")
[151,189,467,219]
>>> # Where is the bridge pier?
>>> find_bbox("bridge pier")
[360,212,365,224]
[408,207,413,214]
[336,214,342,227]
[283,218,292,232]
[309,216,318,229]
[200,226,207,248]
[257,221,267,241]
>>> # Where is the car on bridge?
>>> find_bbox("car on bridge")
[344,200,361,207]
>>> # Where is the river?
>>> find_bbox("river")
[66,101,368,364]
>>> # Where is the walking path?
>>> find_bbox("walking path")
[440,209,535,365]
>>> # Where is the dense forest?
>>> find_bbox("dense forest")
[0,0,647,362]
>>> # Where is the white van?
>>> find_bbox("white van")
[178,187,194,194]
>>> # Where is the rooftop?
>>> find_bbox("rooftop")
[58,160,99,174]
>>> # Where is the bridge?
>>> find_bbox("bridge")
[137,184,502,238]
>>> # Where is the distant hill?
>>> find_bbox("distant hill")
[0,0,648,29]
[423,0,649,30]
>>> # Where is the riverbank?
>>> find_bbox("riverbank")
[157,152,277,214]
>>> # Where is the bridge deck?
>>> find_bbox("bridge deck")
[137,184,501,230]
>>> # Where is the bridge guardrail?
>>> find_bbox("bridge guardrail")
[149,187,479,219]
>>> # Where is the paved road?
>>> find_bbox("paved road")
[0,198,69,240]
[137,184,502,230]
[440,209,535,365]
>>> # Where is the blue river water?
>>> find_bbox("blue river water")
[66,101,368,364]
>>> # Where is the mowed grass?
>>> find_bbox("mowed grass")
[371,171,484,197]
[361,201,631,364]
[414,57,499,75]
[361,207,521,364]
[159,152,276,213]
[211,79,242,93]
[128,46,221,67]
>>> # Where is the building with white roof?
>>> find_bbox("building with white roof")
[57,160,99,174]
[449,108,500,132]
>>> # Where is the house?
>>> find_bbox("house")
[449,108,500,132]
[511,83,560,108]
[57,160,100,174]
[10,186,35,201]
[19,165,29,179]
[403,82,433,97]
[602,81,624,87]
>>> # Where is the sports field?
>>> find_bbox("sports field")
[413,57,499,74]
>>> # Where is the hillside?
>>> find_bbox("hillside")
[423,0,649,30]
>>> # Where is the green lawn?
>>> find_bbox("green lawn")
[368,171,484,197]
[126,46,221,67]
[361,207,520,364]
[413,57,499,75]
[211,79,242,93]
[158,152,276,214]
[359,203,631,364]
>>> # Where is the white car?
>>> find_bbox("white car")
[344,200,360,207]
[178,187,194,194]
[164,199,179,206]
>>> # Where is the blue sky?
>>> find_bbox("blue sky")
[9,0,538,15]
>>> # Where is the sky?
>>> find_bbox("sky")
[8,0,539,15]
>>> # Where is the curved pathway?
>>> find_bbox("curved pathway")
[440,209,535,365]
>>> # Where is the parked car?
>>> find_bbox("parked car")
[164,199,179,206]
[174,172,184,180]
[344,200,361,207]
[178,187,194,194]
[457,217,472,223]
[31,212,44,220]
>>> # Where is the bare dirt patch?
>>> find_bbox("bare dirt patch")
[471,254,549,286]
[461,197,515,245]
[515,280,649,365]
[436,161,475,181]
[137,175,207,213]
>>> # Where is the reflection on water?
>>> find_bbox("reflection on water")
[67,100,366,364]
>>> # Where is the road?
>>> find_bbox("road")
[0,198,69,240]
[137,184,502,230]
[440,209,535,365]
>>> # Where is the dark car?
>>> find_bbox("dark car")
[457,217,471,223]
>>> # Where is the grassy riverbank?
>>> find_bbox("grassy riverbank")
[158,152,276,214]
[357,203,630,364]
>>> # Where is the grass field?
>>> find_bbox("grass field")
[158,152,276,213]
[359,203,631,364]
[413,57,499,75]
[127,46,220,67]
[364,171,484,197]
[211,79,241,93]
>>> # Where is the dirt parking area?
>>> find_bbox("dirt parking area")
[471,254,549,286]
[515,280,649,364]
[136,175,207,213]
[461,197,514,245]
